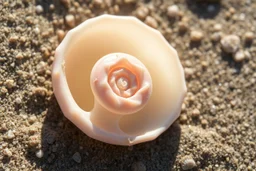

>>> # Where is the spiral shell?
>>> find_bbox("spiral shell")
[52,15,186,145]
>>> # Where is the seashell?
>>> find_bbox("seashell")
[52,15,187,146]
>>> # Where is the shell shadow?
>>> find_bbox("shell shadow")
[185,0,221,19]
[25,95,181,171]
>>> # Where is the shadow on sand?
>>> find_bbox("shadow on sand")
[25,95,181,171]
[185,0,221,19]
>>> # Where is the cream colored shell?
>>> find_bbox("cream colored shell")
[52,15,187,146]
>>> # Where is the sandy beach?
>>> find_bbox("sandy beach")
[0,0,255,170]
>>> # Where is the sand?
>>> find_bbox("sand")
[0,0,255,170]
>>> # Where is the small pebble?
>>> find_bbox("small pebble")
[180,115,188,123]
[65,14,75,28]
[181,156,196,170]
[184,68,194,78]
[131,161,146,171]
[33,87,48,96]
[213,24,222,32]
[28,116,37,124]
[167,5,179,18]
[9,36,18,44]
[25,16,34,25]
[136,6,149,20]
[15,97,22,104]
[28,135,40,147]
[92,0,103,7]
[36,61,46,74]
[72,152,81,163]
[201,119,208,127]
[211,32,222,42]
[5,79,15,89]
[34,27,40,34]
[57,30,65,42]
[16,53,24,59]
[49,4,55,11]
[1,87,8,94]
[192,109,200,117]
[178,22,188,33]
[36,5,44,14]
[145,16,158,29]
[234,50,245,62]
[244,32,254,42]
[3,148,12,157]
[7,130,15,139]
[61,0,70,8]
[190,31,203,42]
[221,35,240,53]
[35,149,44,158]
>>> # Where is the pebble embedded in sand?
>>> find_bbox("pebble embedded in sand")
[33,87,48,96]
[145,16,158,29]
[181,156,196,170]
[36,150,44,158]
[213,24,222,32]
[234,50,245,62]
[136,6,149,20]
[190,31,203,42]
[7,130,15,139]
[192,109,200,117]
[65,14,75,28]
[211,32,222,42]
[167,5,180,18]
[92,0,103,7]
[244,31,254,42]
[221,35,240,53]
[5,79,15,89]
[3,148,12,157]
[72,152,81,163]
[36,5,44,14]
[57,30,65,42]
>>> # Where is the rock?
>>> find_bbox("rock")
[192,109,200,117]
[72,152,81,163]
[181,156,196,170]
[35,149,44,158]
[57,30,65,42]
[213,24,222,32]
[145,16,158,29]
[65,14,75,28]
[5,79,15,89]
[28,135,40,147]
[244,32,254,42]
[211,32,223,42]
[33,87,48,96]
[92,0,103,7]
[28,115,37,124]
[167,5,179,18]
[178,21,188,32]
[35,5,44,14]
[7,130,15,139]
[136,6,149,20]
[234,50,245,62]
[3,148,12,157]
[221,35,240,53]
[190,31,203,42]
